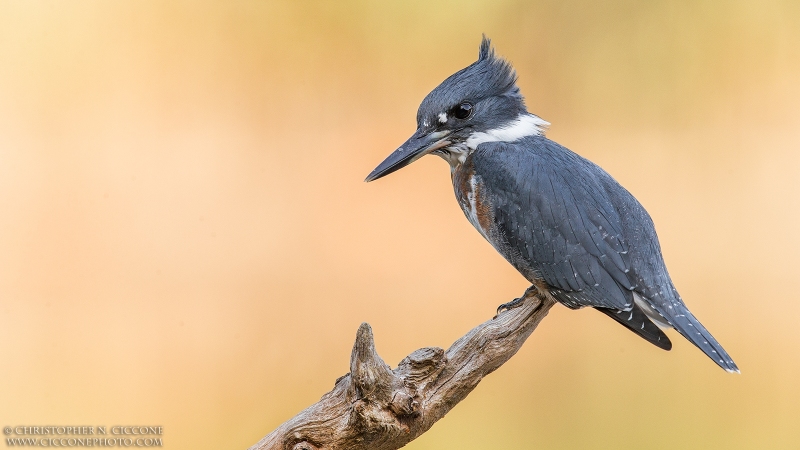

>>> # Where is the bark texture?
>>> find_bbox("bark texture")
[249,286,555,450]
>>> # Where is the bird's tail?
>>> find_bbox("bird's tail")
[665,304,739,373]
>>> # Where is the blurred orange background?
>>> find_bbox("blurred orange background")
[1,1,799,449]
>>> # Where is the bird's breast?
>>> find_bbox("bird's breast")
[452,159,495,243]
[451,152,551,287]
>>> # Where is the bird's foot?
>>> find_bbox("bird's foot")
[496,297,525,316]
[494,285,542,318]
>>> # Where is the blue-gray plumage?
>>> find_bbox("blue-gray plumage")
[366,36,738,373]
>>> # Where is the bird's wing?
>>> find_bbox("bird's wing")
[596,305,672,350]
[472,138,636,310]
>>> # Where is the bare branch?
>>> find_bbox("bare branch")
[249,286,556,450]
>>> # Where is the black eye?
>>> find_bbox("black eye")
[453,102,473,120]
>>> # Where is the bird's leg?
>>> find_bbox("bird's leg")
[495,285,541,316]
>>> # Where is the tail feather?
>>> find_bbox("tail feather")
[667,305,739,373]
[596,305,672,351]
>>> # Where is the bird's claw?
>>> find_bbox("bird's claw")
[494,285,542,318]
[495,296,525,316]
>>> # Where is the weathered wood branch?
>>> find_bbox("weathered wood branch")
[249,286,556,450]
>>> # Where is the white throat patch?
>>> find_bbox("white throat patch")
[465,114,549,149]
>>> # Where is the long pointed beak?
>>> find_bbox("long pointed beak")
[365,130,451,182]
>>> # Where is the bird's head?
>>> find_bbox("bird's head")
[365,36,548,182]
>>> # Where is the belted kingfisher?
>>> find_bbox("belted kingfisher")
[366,37,738,373]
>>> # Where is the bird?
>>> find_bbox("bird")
[365,36,738,373]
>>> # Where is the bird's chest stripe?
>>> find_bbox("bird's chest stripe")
[455,166,494,241]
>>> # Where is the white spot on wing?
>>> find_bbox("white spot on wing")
[633,292,672,329]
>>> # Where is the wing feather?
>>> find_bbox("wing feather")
[472,139,635,310]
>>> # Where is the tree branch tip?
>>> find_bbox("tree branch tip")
[350,323,379,369]
[349,322,393,401]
